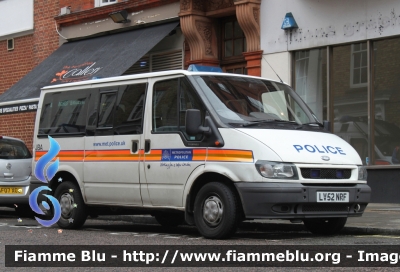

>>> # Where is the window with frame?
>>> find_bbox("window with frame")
[114,83,147,135]
[350,42,368,88]
[223,18,246,58]
[39,90,90,135]
[95,0,117,7]
[221,17,247,75]
[152,77,205,141]
[225,64,247,75]
[98,92,117,128]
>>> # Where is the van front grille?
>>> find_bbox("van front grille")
[301,168,351,179]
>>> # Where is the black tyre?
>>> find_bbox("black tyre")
[54,181,87,229]
[303,217,347,235]
[155,212,184,227]
[193,182,239,239]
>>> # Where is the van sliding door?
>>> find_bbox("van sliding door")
[83,80,147,206]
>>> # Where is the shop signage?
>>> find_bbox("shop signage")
[0,102,38,115]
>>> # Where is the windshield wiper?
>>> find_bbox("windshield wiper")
[242,119,299,127]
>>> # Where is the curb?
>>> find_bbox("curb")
[98,215,400,236]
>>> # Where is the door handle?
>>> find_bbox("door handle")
[145,140,151,153]
[3,173,13,178]
[131,141,138,153]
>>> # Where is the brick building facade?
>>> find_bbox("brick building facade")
[0,0,262,151]
[0,0,59,149]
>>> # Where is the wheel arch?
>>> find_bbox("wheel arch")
[185,172,244,220]
[48,171,84,202]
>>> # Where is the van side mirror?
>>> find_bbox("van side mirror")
[186,109,211,136]
[323,120,331,132]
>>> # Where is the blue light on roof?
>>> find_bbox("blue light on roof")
[281,12,298,30]
[188,64,222,72]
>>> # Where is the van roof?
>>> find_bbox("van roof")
[41,70,286,91]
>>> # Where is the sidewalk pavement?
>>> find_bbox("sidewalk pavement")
[99,203,400,235]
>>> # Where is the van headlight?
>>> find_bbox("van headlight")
[358,166,368,180]
[255,161,298,179]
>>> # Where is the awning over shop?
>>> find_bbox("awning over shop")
[0,21,179,104]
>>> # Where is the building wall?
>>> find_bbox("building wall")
[0,112,36,151]
[261,0,400,54]
[0,0,34,38]
[60,0,94,11]
[261,51,290,84]
[0,0,59,150]
[0,35,35,96]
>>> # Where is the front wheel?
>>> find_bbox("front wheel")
[303,217,347,235]
[54,181,87,229]
[194,182,239,239]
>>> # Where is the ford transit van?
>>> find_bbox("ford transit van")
[30,70,371,239]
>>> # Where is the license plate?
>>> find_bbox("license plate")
[0,187,23,194]
[317,192,349,202]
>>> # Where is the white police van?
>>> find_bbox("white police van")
[30,69,371,239]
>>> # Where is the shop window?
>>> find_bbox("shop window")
[294,49,327,122]
[372,37,400,165]
[293,38,400,167]
[350,42,368,88]
[332,43,368,162]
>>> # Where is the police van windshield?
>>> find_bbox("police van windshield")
[194,75,319,127]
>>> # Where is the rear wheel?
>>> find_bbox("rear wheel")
[54,181,87,229]
[155,212,184,227]
[303,217,347,235]
[193,182,239,239]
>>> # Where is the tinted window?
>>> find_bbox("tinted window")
[98,92,117,128]
[39,90,90,135]
[114,83,147,135]
[152,78,179,132]
[0,138,31,159]
[152,77,205,140]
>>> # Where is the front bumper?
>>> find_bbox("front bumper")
[235,182,371,219]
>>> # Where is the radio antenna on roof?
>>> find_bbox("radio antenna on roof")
[262,55,284,84]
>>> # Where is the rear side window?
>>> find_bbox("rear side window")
[0,139,32,159]
[39,90,90,135]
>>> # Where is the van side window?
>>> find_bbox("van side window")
[38,90,90,136]
[114,83,147,135]
[98,92,117,128]
[152,79,179,132]
[152,77,205,141]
